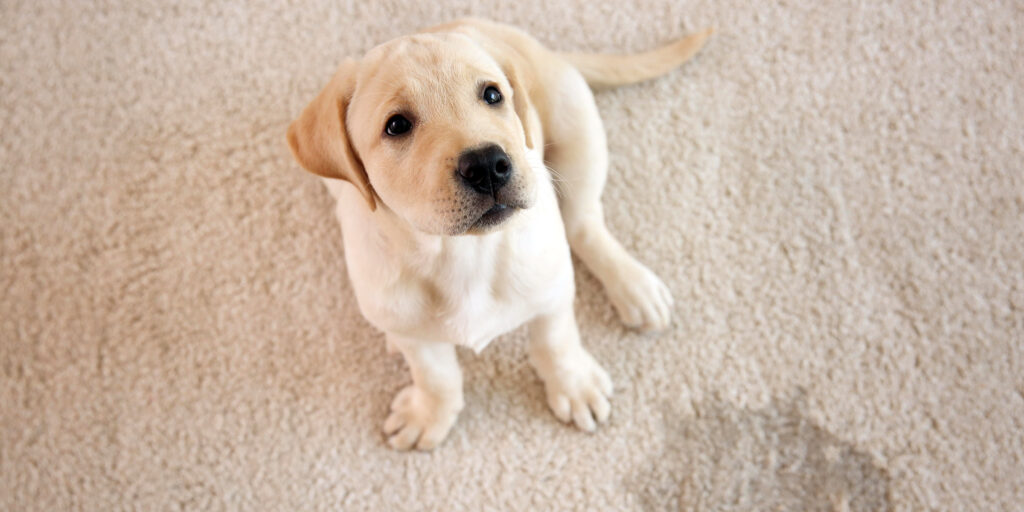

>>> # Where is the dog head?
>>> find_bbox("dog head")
[287,33,538,235]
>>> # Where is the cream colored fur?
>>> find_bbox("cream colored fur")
[288,19,708,450]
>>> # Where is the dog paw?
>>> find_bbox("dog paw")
[540,351,613,432]
[383,385,462,451]
[604,259,673,332]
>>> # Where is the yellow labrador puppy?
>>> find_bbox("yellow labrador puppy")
[287,18,710,450]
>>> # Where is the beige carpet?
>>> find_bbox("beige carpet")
[3,1,1022,510]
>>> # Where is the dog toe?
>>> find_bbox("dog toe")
[383,385,460,451]
[606,261,674,332]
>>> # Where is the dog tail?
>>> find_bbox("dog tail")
[560,28,713,90]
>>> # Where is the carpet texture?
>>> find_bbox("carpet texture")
[2,1,1023,510]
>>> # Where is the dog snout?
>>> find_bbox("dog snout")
[457,144,512,196]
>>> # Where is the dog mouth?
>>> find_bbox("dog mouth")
[471,203,518,230]
[451,179,533,235]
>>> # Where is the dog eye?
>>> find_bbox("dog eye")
[384,115,412,136]
[482,86,503,105]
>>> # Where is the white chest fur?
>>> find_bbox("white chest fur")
[323,166,573,352]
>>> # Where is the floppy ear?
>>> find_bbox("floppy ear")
[286,59,376,210]
[502,61,537,151]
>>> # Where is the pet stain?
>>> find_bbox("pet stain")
[627,392,891,511]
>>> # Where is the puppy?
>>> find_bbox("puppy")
[287,18,711,450]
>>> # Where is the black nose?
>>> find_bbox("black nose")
[456,144,512,196]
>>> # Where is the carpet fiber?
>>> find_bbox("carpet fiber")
[3,1,1022,510]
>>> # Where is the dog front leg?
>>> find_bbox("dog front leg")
[383,335,464,451]
[528,300,613,431]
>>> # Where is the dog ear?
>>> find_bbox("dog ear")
[287,59,376,210]
[502,61,537,151]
